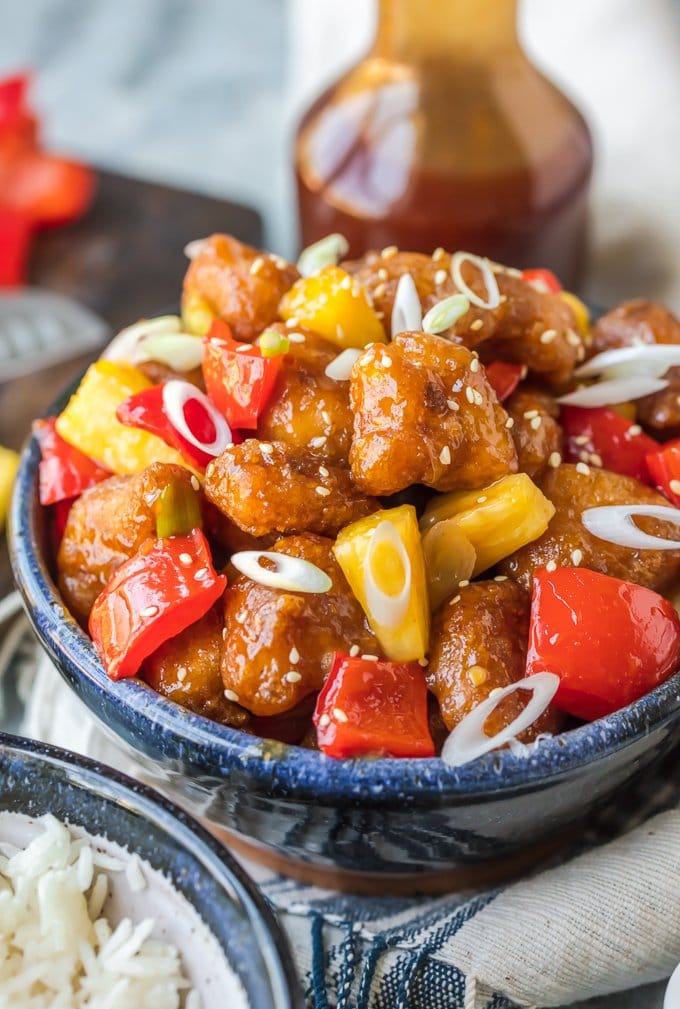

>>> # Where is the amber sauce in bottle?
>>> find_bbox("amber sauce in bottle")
[295,0,593,286]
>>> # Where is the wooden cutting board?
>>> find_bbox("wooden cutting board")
[0,168,262,596]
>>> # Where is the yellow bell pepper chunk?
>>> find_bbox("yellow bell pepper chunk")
[0,446,19,531]
[181,289,216,336]
[334,504,429,662]
[55,361,187,476]
[560,291,591,342]
[421,519,476,611]
[421,473,555,576]
[279,266,386,350]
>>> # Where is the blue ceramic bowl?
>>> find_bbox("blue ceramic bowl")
[0,732,301,1007]
[10,419,680,888]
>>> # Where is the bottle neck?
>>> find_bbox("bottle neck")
[372,0,520,62]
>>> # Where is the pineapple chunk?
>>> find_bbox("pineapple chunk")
[0,446,19,531]
[560,291,591,341]
[421,473,555,576]
[334,504,429,661]
[55,361,187,476]
[279,265,386,350]
[421,519,476,610]
[181,289,216,336]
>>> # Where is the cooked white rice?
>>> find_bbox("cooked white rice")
[0,813,201,1009]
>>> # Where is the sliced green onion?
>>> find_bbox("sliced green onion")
[451,252,500,310]
[257,329,290,358]
[297,233,349,278]
[231,551,332,593]
[422,295,470,335]
[324,347,363,381]
[391,273,422,337]
[140,332,204,372]
[155,480,202,539]
[101,315,181,363]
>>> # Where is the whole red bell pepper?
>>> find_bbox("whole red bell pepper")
[34,417,110,506]
[202,319,282,430]
[522,268,562,294]
[646,440,680,507]
[527,567,680,721]
[561,405,658,485]
[0,74,37,145]
[89,528,226,681]
[313,653,435,759]
[485,361,526,403]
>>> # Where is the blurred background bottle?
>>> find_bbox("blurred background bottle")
[294,0,593,285]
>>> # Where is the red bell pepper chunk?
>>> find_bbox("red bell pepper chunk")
[53,498,74,543]
[313,653,435,759]
[522,268,562,294]
[646,439,680,507]
[561,406,659,485]
[0,207,32,287]
[89,528,226,681]
[527,567,680,721]
[34,418,111,506]
[202,319,282,430]
[485,361,526,402]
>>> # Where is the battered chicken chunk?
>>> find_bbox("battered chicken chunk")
[349,331,517,496]
[256,323,353,464]
[142,606,250,728]
[204,439,378,538]
[221,533,377,716]
[498,464,680,591]
[505,386,562,478]
[427,580,563,737]
[58,463,194,624]
[637,366,680,437]
[344,250,582,386]
[182,234,299,343]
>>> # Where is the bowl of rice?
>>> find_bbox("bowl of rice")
[0,732,301,1009]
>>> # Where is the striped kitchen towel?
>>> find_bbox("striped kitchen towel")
[3,612,680,1009]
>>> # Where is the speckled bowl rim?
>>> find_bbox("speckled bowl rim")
[0,731,302,1008]
[10,418,680,806]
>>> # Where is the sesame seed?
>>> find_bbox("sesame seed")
[465,386,475,404]
[576,462,591,476]
[340,275,352,290]
[670,480,680,495]
[259,442,274,455]
[470,319,484,332]
[194,567,209,580]
[319,714,331,727]
[546,560,558,572]
[571,549,583,566]
[177,669,187,682]
[540,329,557,344]
[470,358,480,373]
[494,575,508,582]
[315,485,331,496]
[473,390,484,406]
[285,318,300,328]
[333,707,349,723]
[377,268,388,281]
[498,294,508,304]
[566,329,581,347]
[530,416,542,430]
[577,346,586,361]
[381,245,398,259]
[380,354,392,368]
[309,436,327,448]
[178,552,193,566]
[432,247,446,262]
[435,269,448,285]
[235,612,247,625]
[222,628,228,640]
[477,495,488,503]
[190,474,200,492]
[289,647,300,664]
[375,311,385,320]
[288,331,306,343]
[458,579,470,587]
[505,417,515,429]
[374,283,387,299]
[449,595,461,605]
[249,257,265,275]
[418,657,428,667]
[322,410,331,425]
[140,605,159,618]
[628,425,642,436]
[336,324,345,341]
[468,664,488,687]
[548,452,562,468]
[676,395,680,408]
[318,293,329,305]
[272,255,288,270]
[224,689,240,703]
[439,446,452,465]
[590,453,603,467]
[236,345,251,353]
[285,671,302,683]
[365,343,375,350]
[318,465,330,477]
[523,409,539,419]
[205,461,216,479]
[447,399,460,411]
[573,435,590,446]
[361,654,379,662]
[349,644,360,657]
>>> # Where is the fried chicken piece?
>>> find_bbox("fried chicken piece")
[257,323,353,465]
[142,606,250,728]
[58,463,194,623]
[204,439,378,538]
[427,580,563,738]
[182,234,299,343]
[349,331,517,496]
[497,464,680,592]
[505,386,562,478]
[221,533,377,716]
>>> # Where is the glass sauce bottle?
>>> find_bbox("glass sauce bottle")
[294,0,593,286]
